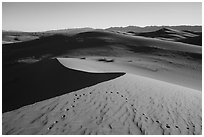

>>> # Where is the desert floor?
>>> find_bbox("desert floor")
[2,57,202,135]
[2,30,202,135]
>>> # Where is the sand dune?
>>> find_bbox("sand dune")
[58,57,201,91]
[2,73,201,135]
[73,30,201,54]
[2,29,202,135]
[3,58,124,112]
[3,30,201,63]
[133,27,202,46]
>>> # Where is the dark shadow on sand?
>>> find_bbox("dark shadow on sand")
[3,59,125,113]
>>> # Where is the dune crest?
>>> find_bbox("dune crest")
[3,29,202,135]
[58,58,201,91]
[3,58,125,112]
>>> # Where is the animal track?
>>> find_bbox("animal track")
[2,74,201,135]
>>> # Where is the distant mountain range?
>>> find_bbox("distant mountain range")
[106,25,202,33]
[3,25,202,33]
[45,27,94,35]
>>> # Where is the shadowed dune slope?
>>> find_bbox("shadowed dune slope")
[2,59,125,112]
[2,30,202,135]
[2,30,201,111]
[73,31,201,53]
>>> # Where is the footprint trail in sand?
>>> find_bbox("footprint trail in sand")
[3,74,201,135]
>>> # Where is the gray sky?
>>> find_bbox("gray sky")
[2,2,202,32]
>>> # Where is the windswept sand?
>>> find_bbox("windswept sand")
[2,30,202,135]
[2,72,201,135]
[58,57,201,91]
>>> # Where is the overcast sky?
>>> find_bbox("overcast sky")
[2,2,202,32]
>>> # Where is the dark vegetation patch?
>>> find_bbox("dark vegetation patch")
[98,58,114,62]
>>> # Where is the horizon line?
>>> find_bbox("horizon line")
[2,24,202,33]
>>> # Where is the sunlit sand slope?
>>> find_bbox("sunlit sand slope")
[3,73,201,135]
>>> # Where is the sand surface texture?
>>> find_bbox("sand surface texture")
[2,30,202,135]
[58,57,201,91]
[3,73,201,135]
